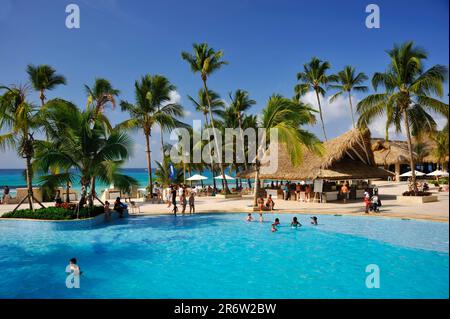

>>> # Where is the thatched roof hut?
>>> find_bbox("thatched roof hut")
[371,138,414,166]
[239,129,393,180]
[371,136,449,166]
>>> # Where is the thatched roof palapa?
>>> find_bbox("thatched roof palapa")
[371,138,414,166]
[239,129,393,181]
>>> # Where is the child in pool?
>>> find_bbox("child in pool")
[310,216,318,225]
[271,218,280,232]
[246,213,253,222]
[259,213,263,222]
[291,216,302,228]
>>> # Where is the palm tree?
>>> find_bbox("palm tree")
[181,43,231,193]
[188,89,225,125]
[188,88,225,189]
[253,95,323,206]
[84,78,120,118]
[0,85,45,211]
[357,41,448,192]
[229,89,256,188]
[329,66,368,128]
[154,157,184,186]
[119,75,184,196]
[296,57,333,141]
[35,99,137,208]
[26,64,66,106]
[431,126,449,171]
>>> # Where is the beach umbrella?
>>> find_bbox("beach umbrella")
[186,174,208,181]
[399,170,426,177]
[214,174,235,180]
[426,170,449,177]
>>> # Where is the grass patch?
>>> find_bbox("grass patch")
[1,206,104,220]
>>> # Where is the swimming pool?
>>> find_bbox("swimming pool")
[0,213,448,298]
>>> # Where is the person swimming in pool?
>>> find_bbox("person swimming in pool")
[291,216,302,228]
[271,218,280,232]
[310,216,318,225]
[259,213,263,222]
[246,213,253,222]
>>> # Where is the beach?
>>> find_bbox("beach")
[1,181,448,222]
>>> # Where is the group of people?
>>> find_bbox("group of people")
[282,182,312,201]
[103,197,128,219]
[363,188,381,213]
[246,213,318,232]
[166,184,195,216]
[256,194,275,212]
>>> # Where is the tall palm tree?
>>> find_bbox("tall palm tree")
[84,78,120,118]
[229,89,256,188]
[188,88,224,189]
[26,64,66,107]
[119,75,184,196]
[329,66,368,128]
[253,95,323,206]
[357,41,448,192]
[181,43,231,193]
[296,57,333,141]
[35,99,137,208]
[0,85,45,211]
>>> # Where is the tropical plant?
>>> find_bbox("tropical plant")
[252,95,323,205]
[181,43,231,193]
[229,89,256,186]
[154,157,184,186]
[296,57,334,141]
[119,74,184,195]
[187,88,224,189]
[35,99,137,208]
[0,85,45,211]
[26,64,66,106]
[84,78,120,118]
[329,66,368,128]
[431,126,449,171]
[357,41,448,192]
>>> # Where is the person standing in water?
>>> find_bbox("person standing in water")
[188,192,195,214]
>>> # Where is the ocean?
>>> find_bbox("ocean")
[0,168,242,195]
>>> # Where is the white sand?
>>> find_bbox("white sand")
[0,181,448,222]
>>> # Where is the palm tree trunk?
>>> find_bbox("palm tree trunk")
[89,176,96,207]
[348,91,356,128]
[385,123,389,142]
[315,89,327,141]
[65,170,70,203]
[40,89,45,107]
[202,80,230,193]
[204,113,217,190]
[403,109,418,193]
[25,155,35,211]
[160,131,164,158]
[238,115,252,189]
[145,129,153,196]
[253,164,260,207]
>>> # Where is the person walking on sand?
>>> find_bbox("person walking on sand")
[363,189,370,214]
[171,186,178,216]
[340,183,349,203]
[189,192,195,214]
[181,192,187,215]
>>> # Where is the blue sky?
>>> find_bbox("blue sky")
[0,0,448,168]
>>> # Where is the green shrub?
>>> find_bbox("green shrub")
[1,205,104,220]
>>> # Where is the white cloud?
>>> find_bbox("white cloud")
[301,91,357,124]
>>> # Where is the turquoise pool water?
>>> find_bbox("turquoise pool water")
[0,213,448,298]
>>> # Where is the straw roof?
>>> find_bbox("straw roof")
[371,136,449,165]
[238,128,393,180]
[371,139,414,166]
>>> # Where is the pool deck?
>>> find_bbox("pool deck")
[0,181,448,222]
